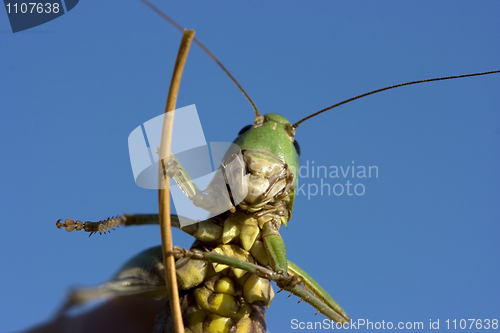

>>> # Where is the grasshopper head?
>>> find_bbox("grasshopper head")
[233,113,300,189]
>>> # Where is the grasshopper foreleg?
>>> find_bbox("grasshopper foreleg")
[56,214,165,236]
[170,246,349,323]
[166,153,239,214]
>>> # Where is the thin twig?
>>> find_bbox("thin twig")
[158,29,195,333]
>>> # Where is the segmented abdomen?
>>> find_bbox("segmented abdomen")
[154,241,268,333]
[160,207,282,333]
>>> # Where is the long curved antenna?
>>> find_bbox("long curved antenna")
[141,0,261,117]
[293,70,500,128]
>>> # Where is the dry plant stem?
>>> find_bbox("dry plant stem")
[158,29,195,333]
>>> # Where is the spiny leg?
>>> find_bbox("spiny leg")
[169,247,349,323]
[56,214,182,236]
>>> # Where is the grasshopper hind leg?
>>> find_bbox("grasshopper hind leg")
[60,246,168,311]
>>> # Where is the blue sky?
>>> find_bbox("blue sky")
[1,1,499,332]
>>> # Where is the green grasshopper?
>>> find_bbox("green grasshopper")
[56,70,351,333]
[53,4,500,333]
[54,5,352,332]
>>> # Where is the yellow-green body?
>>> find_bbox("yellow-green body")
[57,113,349,332]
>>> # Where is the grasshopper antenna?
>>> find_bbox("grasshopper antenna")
[293,70,500,128]
[141,0,261,117]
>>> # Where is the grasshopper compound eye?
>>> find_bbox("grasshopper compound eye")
[293,140,301,156]
[238,124,253,136]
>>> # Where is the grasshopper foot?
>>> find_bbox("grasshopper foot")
[56,217,121,236]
